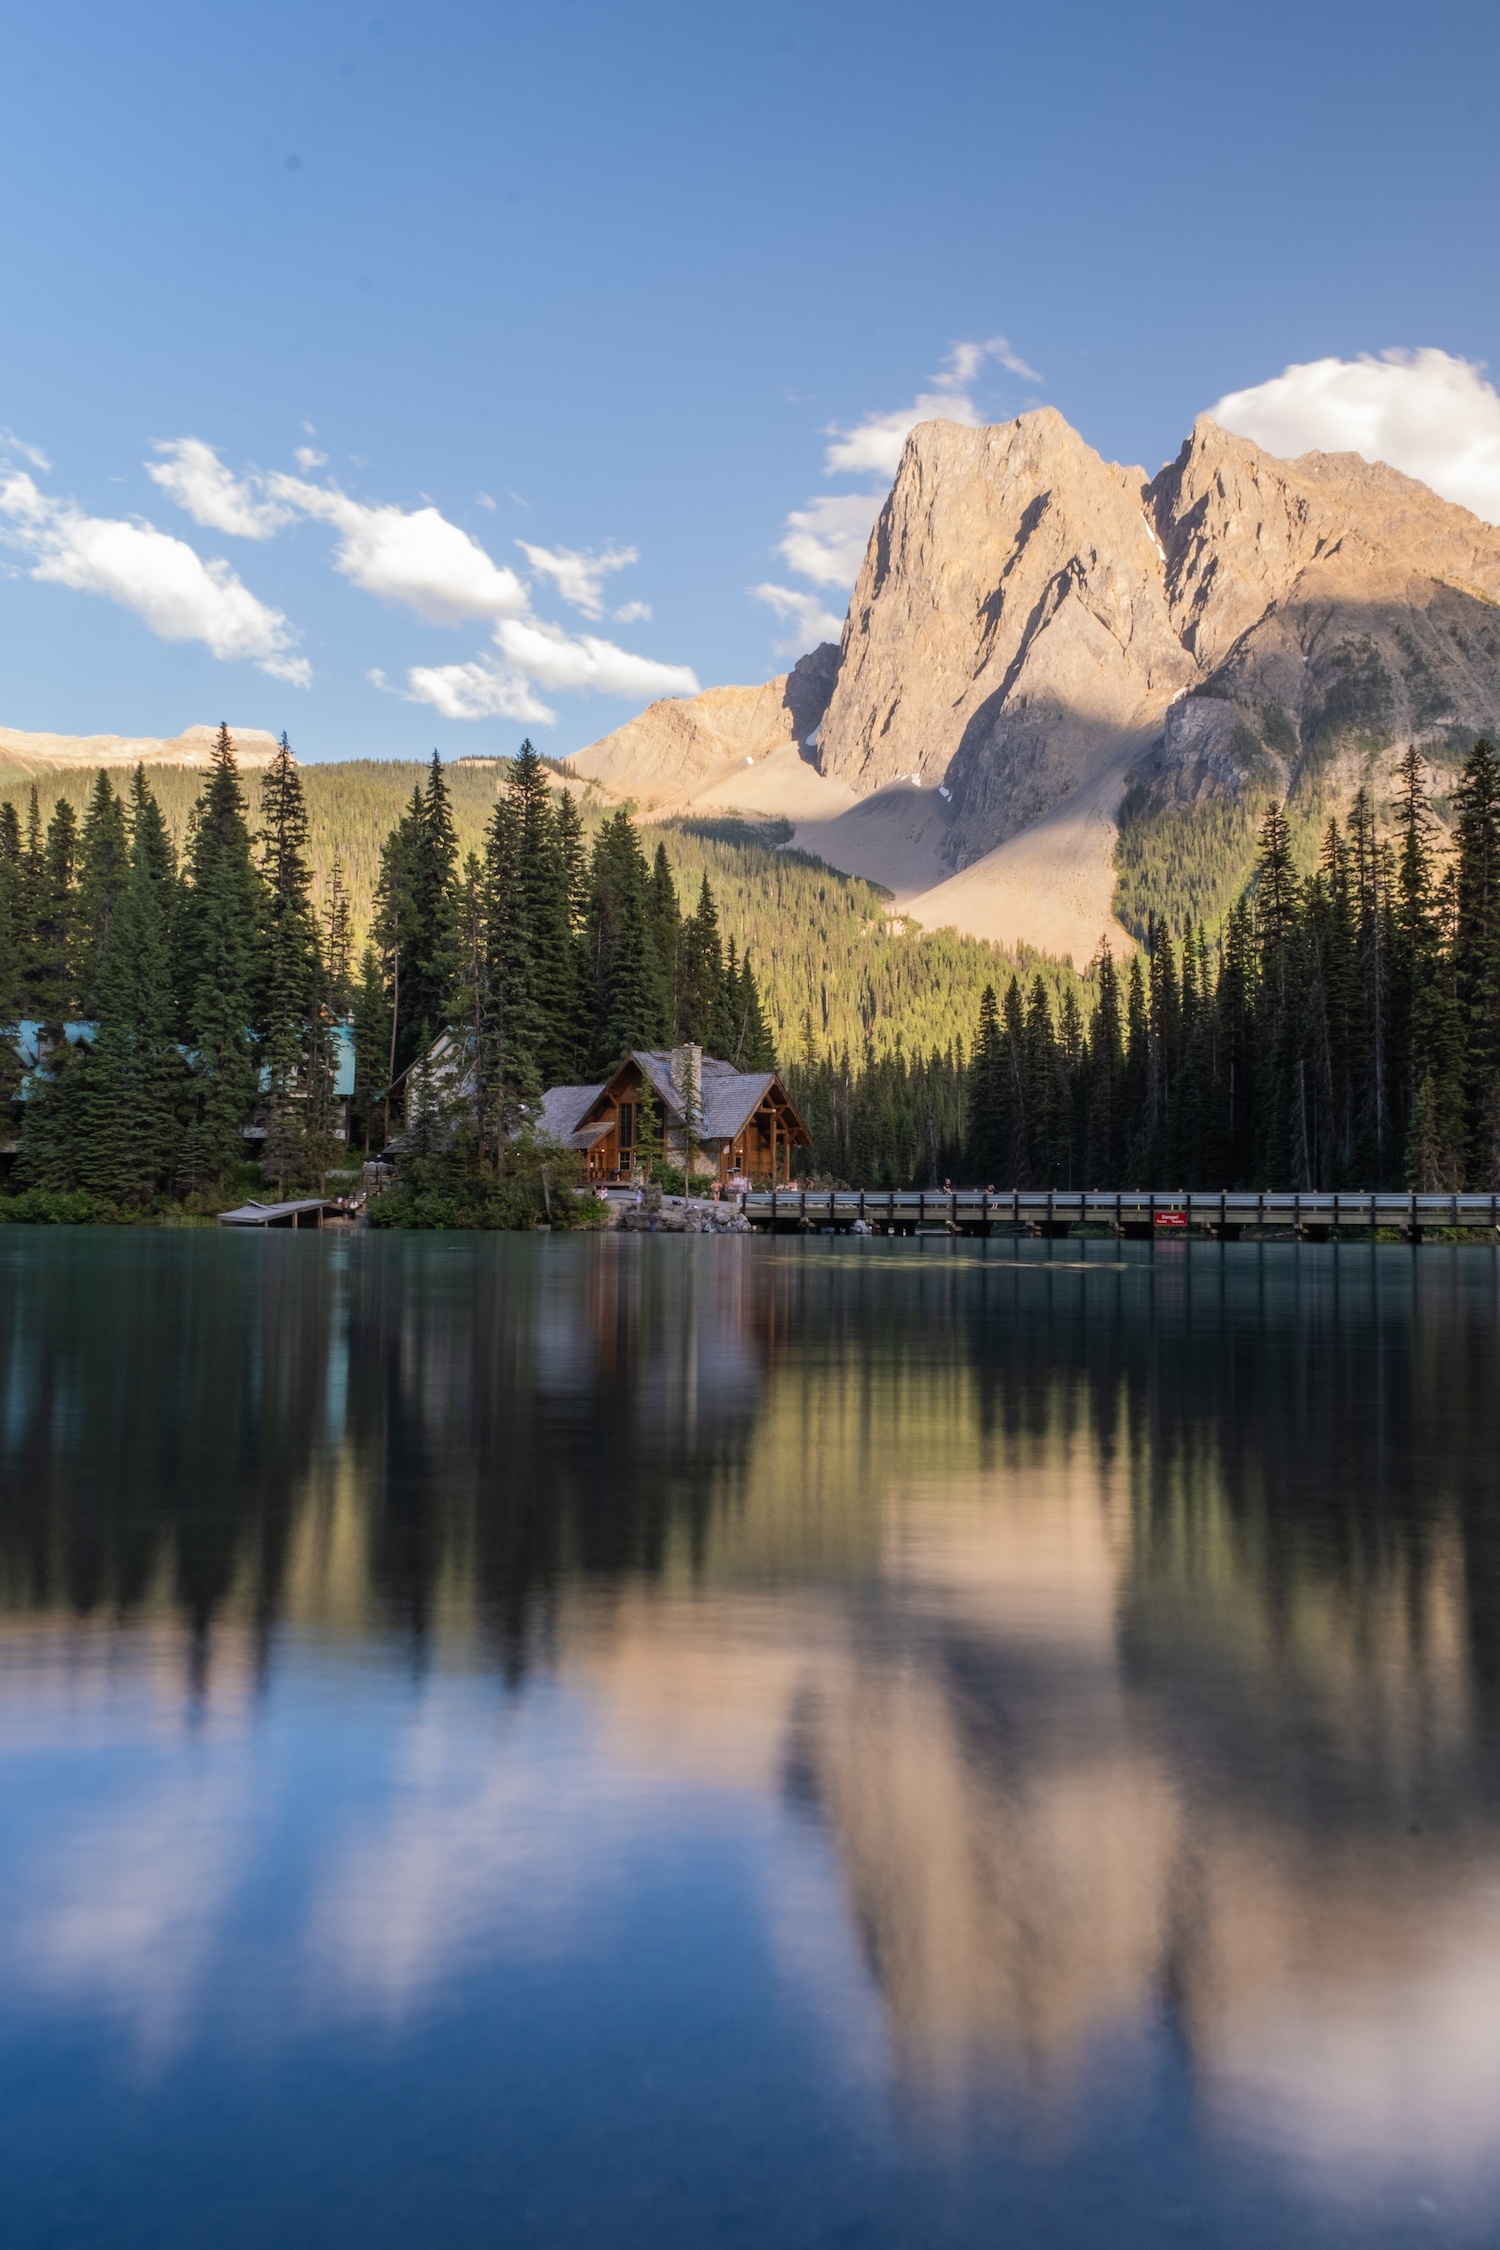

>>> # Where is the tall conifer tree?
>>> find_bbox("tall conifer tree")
[507,742,575,1087]
[258,736,320,1186]
[72,772,129,1017]
[180,725,263,1187]
[29,797,79,1021]
[1451,738,1500,1181]
[81,776,181,1203]
[589,811,666,1067]
[0,802,22,1027]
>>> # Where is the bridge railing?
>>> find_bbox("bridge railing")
[733,1187,1500,1229]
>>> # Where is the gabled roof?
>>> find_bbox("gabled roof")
[624,1051,778,1135]
[534,1082,606,1144]
[562,1052,809,1147]
[702,1070,778,1143]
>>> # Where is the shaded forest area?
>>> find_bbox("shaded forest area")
[790,742,1500,1194]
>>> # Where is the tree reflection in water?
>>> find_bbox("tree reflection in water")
[1,1230,1499,2197]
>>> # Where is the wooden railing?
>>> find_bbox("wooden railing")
[731,1188,1500,1233]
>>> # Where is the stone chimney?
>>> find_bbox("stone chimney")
[669,1043,702,1116]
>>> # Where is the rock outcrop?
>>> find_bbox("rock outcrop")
[570,412,1500,959]
[818,410,1194,855]
[568,647,837,811]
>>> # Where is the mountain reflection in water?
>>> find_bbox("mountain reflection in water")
[1,1230,1499,2248]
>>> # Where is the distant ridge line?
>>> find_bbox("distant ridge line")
[0,723,282,775]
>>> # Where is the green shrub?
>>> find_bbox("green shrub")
[0,1187,102,1224]
[366,1141,592,1231]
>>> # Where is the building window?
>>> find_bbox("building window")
[618,1103,635,1151]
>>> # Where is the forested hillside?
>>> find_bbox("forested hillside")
[0,754,1049,1063]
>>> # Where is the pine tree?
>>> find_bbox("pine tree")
[28,795,79,1021]
[1347,786,1390,1179]
[1451,738,1500,1182]
[678,873,731,1051]
[725,941,776,1070]
[589,811,665,1067]
[0,801,22,1027]
[258,736,320,1190]
[1140,918,1181,1178]
[324,855,354,1017]
[1121,953,1149,1181]
[16,789,45,1017]
[453,851,495,1159]
[482,793,542,1126]
[507,742,575,1087]
[374,756,461,1079]
[1084,942,1124,1183]
[179,725,263,1188]
[648,842,680,1035]
[555,787,594,1075]
[1389,746,1464,1185]
[71,771,129,1017]
[351,942,390,1144]
[1212,901,1255,1185]
[15,1035,93,1192]
[373,784,425,1086]
[413,751,461,1037]
[1248,801,1301,1186]
[999,975,1029,1186]
[1023,975,1059,1184]
[80,775,182,1204]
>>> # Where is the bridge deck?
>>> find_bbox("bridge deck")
[733,1188,1500,1232]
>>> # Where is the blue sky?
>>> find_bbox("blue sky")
[1,0,1497,762]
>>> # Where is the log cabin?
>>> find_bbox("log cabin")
[537,1047,811,1186]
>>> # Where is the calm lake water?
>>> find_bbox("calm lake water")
[2,1230,1499,2248]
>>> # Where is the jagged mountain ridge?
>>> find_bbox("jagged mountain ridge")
[570,410,1500,960]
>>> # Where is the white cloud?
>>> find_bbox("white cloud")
[494,615,696,699]
[517,539,638,619]
[294,445,328,471]
[1212,349,1500,524]
[0,425,50,471]
[0,466,308,684]
[397,622,698,726]
[751,582,845,656]
[266,472,531,626]
[146,437,292,539]
[145,443,696,717]
[614,598,651,624]
[823,335,1042,477]
[777,492,883,587]
[397,660,555,724]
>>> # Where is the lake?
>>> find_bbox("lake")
[1,1228,1498,2248]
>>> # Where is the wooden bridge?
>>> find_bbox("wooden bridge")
[734,1187,1500,1240]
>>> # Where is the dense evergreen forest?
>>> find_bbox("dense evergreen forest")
[0,732,779,1211]
[794,740,1500,1195]
[361,740,778,1110]
[0,730,350,1209]
[3,726,1497,1212]
[0,757,1042,1064]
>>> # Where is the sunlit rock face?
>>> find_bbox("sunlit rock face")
[570,409,1500,959]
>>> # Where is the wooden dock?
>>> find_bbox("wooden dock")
[733,1188,1500,1240]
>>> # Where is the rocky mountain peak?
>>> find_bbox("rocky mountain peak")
[570,406,1500,961]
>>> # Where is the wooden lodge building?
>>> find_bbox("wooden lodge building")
[537,1048,811,1186]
